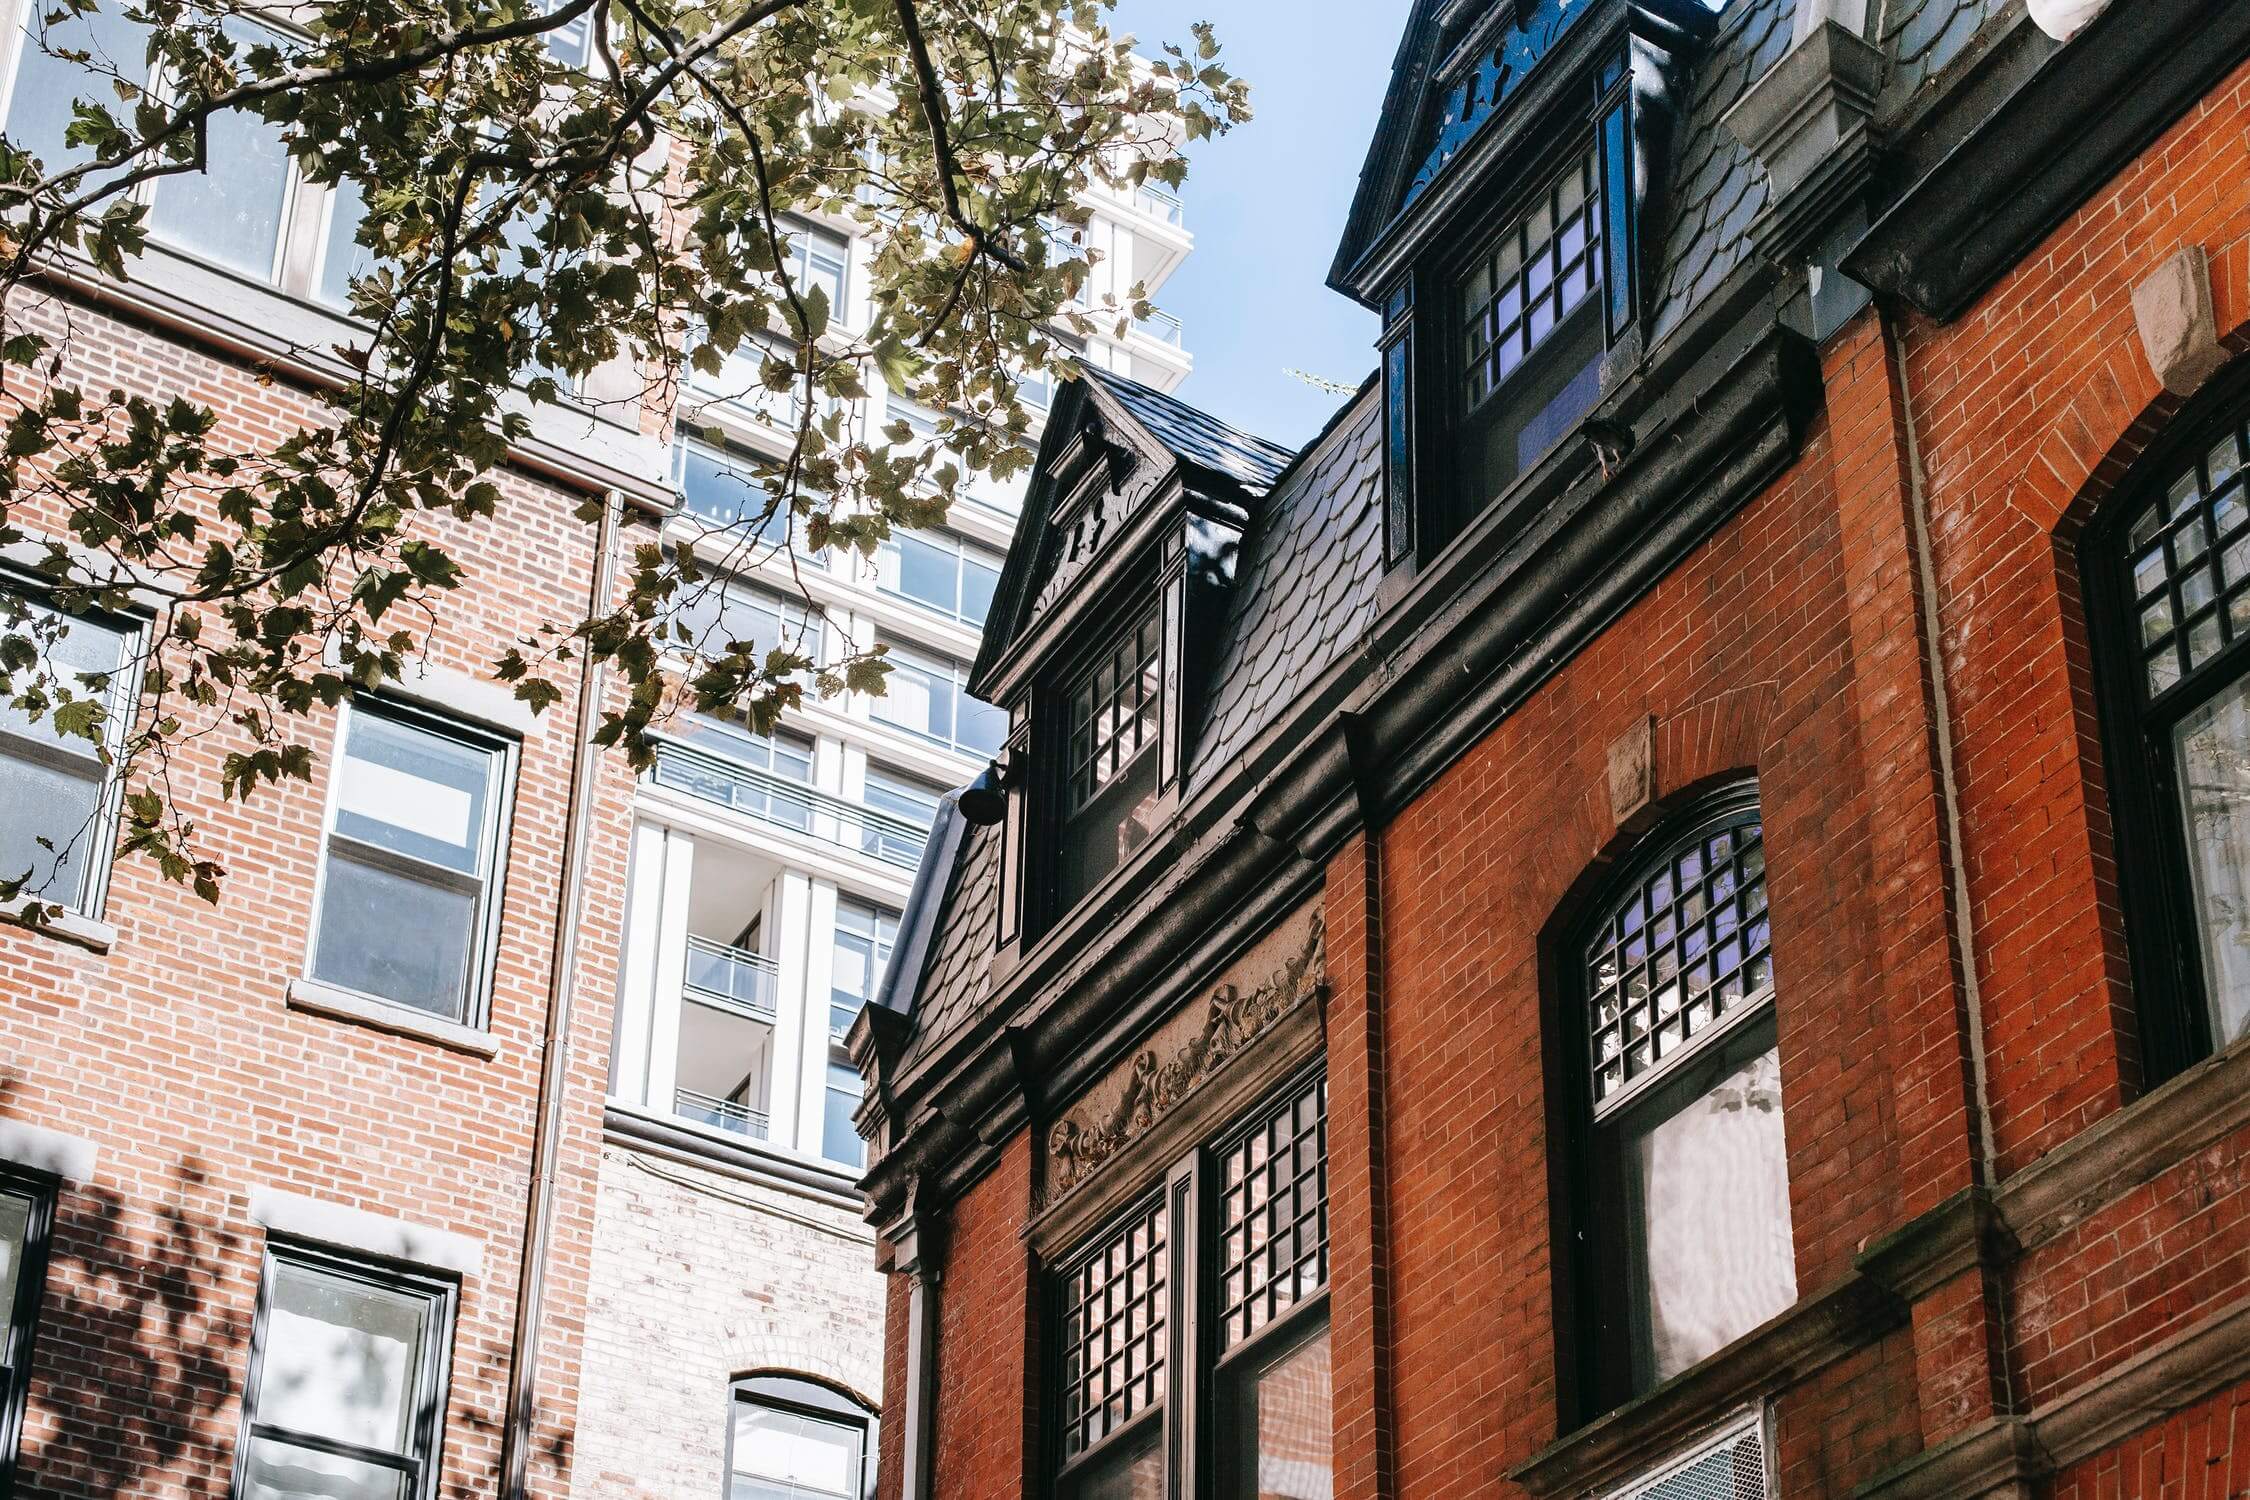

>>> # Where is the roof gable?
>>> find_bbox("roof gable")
[967,369,1292,702]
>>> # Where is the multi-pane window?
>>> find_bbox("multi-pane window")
[0,590,139,914]
[1066,609,1163,815]
[1052,1068,1331,1500]
[0,1168,53,1491]
[675,441,796,548]
[861,767,939,867]
[1585,817,1772,1108]
[2094,393,2250,1070]
[234,1245,454,1500]
[825,900,897,1168]
[142,22,294,278]
[779,220,848,321]
[672,579,821,669]
[875,530,1002,627]
[1461,149,1603,411]
[1454,145,1613,512]
[309,700,514,1023]
[1056,1196,1169,1489]
[1054,609,1165,915]
[870,639,1007,757]
[1569,793,1794,1407]
[727,1374,873,1500]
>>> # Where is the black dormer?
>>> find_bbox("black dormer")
[968,369,1294,959]
[1332,0,1719,567]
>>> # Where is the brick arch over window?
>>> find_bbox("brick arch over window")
[726,1338,882,1413]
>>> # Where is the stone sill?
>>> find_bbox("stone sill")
[1507,1272,1905,1499]
[286,978,501,1059]
[1,899,118,954]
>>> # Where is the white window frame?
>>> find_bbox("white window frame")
[303,696,518,1029]
[0,576,146,918]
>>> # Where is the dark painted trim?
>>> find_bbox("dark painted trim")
[859,303,1820,1226]
[1507,1271,1907,1499]
[1843,0,2250,323]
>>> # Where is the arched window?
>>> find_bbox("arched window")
[1563,787,1796,1413]
[725,1373,875,1500]
[2087,379,2250,1079]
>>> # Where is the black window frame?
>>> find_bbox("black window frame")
[2083,363,2250,1083]
[0,572,147,918]
[1046,1062,1331,1500]
[1553,783,1793,1420]
[722,1371,877,1500]
[231,1240,457,1500]
[0,1164,55,1493]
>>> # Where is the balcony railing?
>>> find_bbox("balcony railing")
[682,934,779,1019]
[647,738,930,868]
[1134,183,1185,227]
[1134,308,1185,347]
[675,1088,769,1140]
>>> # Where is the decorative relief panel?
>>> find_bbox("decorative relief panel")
[1043,903,1326,1203]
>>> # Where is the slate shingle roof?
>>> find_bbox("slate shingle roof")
[1884,0,2015,100]
[1083,366,1297,495]
[1650,0,1792,339]
[897,818,1001,1070]
[1189,387,1386,788]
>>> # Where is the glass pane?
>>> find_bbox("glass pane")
[2173,674,2250,1048]
[960,556,1000,627]
[146,32,292,279]
[1217,1321,1331,1500]
[257,1261,428,1453]
[0,1191,28,1323]
[317,176,376,309]
[0,749,106,910]
[333,710,496,875]
[1062,1421,1161,1500]
[959,691,1008,757]
[240,1437,407,1500]
[0,600,133,751]
[822,1065,864,1169]
[679,446,785,542]
[1625,1046,1795,1386]
[311,847,477,1018]
[730,1399,865,1498]
[871,656,942,739]
[4,4,150,172]
[889,532,957,614]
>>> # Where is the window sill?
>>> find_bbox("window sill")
[286,979,501,1058]
[1505,1272,1907,1499]
[1,899,118,954]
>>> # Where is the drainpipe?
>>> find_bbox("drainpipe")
[890,1204,945,1500]
[1880,317,1999,1188]
[500,487,623,1500]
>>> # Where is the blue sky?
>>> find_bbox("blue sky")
[1110,0,1405,447]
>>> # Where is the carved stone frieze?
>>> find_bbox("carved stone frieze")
[1042,904,1326,1204]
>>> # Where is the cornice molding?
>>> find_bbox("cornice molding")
[1843,0,2250,323]
[862,305,1820,1225]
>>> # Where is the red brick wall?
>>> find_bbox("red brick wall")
[0,292,633,1497]
[877,51,2250,1500]
[923,1135,1038,1499]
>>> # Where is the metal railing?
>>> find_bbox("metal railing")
[682,934,779,1019]
[674,1088,769,1140]
[1134,308,1185,347]
[647,738,930,868]
[1134,183,1185,227]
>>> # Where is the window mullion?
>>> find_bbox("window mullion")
[1164,1148,1203,1500]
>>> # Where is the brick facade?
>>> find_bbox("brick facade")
[0,296,634,1496]
[870,26,2250,1500]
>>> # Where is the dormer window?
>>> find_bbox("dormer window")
[1057,605,1166,912]
[1460,146,1609,502]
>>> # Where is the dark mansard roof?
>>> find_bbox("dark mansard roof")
[880,0,2034,1092]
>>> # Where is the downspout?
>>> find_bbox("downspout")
[1881,315,1999,1187]
[500,487,623,1500]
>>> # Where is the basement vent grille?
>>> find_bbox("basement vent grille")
[1598,1409,1771,1500]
